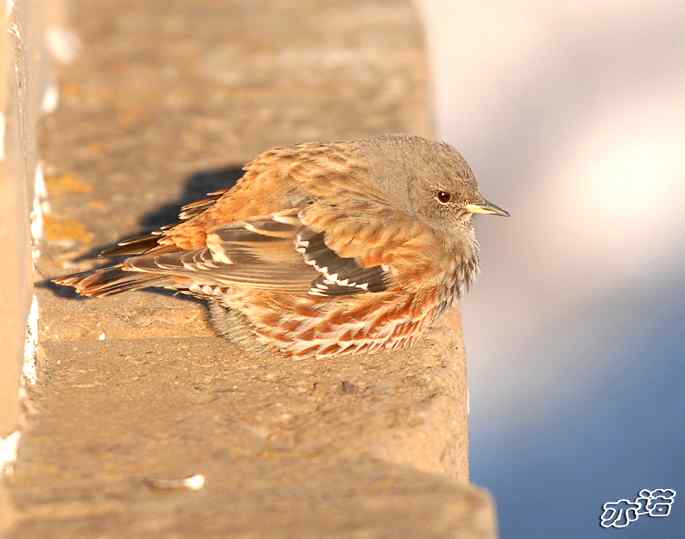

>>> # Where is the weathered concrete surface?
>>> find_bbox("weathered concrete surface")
[1,0,64,532]
[0,0,34,439]
[10,322,494,538]
[8,0,498,537]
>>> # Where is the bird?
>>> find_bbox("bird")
[54,134,509,359]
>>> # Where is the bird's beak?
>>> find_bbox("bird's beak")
[465,199,510,217]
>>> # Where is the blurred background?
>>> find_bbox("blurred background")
[416,1,685,537]
[8,1,681,536]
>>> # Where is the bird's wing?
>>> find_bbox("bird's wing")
[103,141,385,256]
[299,199,448,291]
[123,208,395,296]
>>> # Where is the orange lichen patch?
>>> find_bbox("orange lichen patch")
[62,83,81,97]
[46,174,93,195]
[87,200,107,210]
[44,215,94,245]
[118,111,146,127]
[87,143,105,154]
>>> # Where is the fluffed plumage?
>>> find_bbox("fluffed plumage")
[54,134,509,358]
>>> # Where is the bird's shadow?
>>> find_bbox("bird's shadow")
[41,165,244,301]
[139,166,244,231]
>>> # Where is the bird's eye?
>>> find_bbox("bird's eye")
[436,191,452,204]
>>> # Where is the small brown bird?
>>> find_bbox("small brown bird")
[55,135,508,358]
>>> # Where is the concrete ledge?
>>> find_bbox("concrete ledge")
[6,1,498,537]
[0,0,34,439]
[10,322,494,538]
[13,458,495,538]
[31,309,468,476]
[1,0,65,532]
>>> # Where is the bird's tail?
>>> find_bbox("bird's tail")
[53,264,170,297]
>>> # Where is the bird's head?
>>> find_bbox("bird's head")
[359,135,509,238]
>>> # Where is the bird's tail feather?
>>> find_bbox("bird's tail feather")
[99,234,161,257]
[53,264,170,297]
